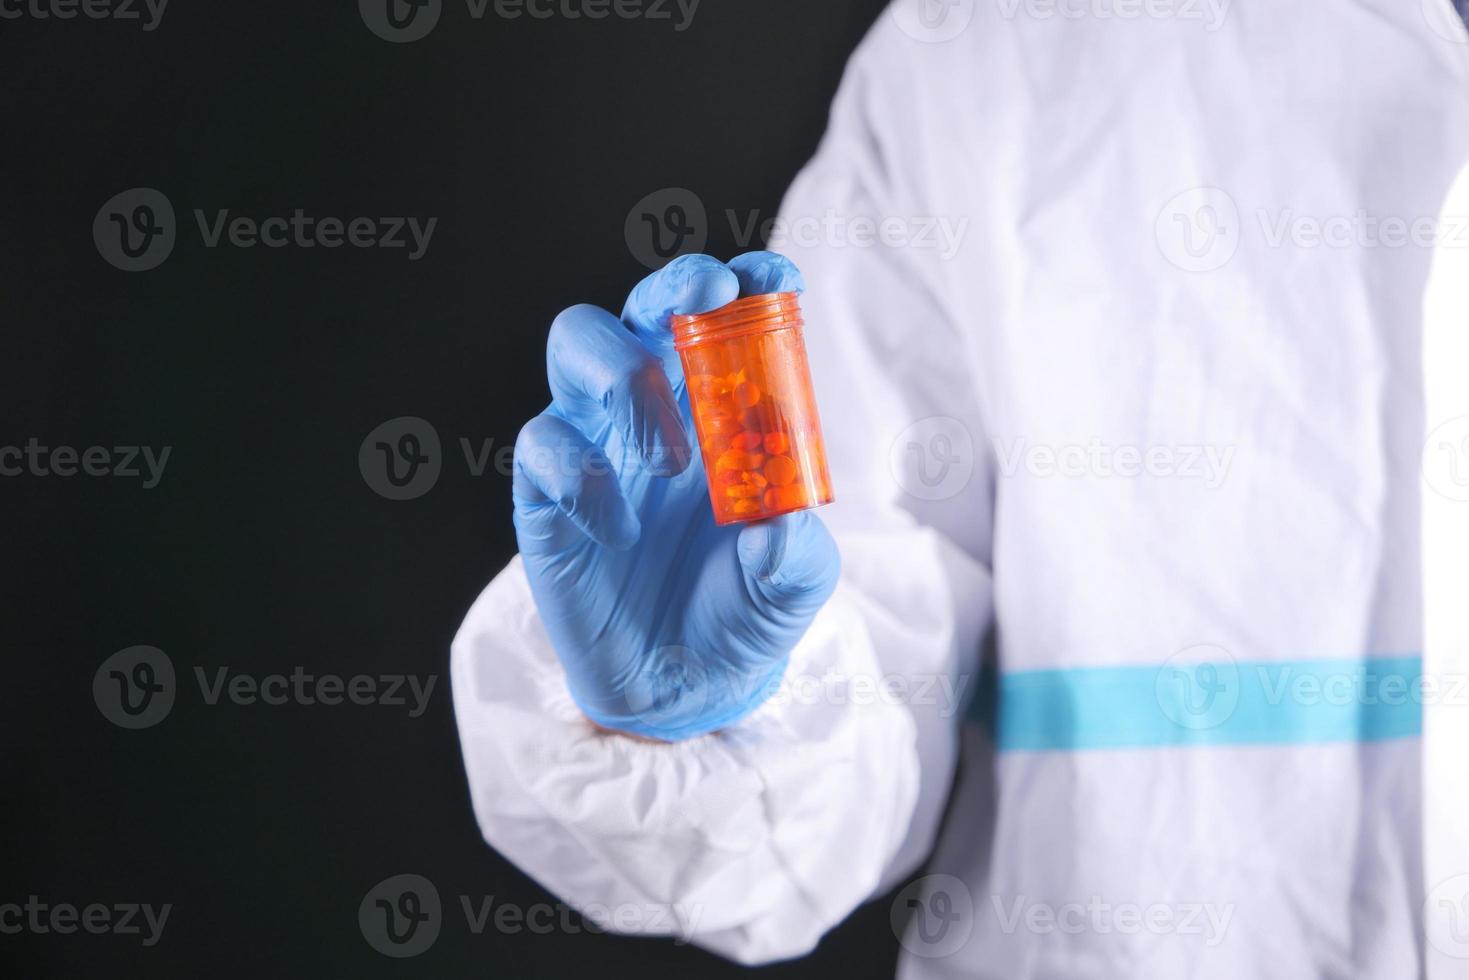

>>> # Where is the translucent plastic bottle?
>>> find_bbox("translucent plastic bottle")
[672,292,834,525]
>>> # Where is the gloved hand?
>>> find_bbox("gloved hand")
[511,252,840,741]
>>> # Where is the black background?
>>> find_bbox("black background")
[1,1,907,976]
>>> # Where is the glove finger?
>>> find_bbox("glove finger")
[736,511,840,620]
[513,412,641,553]
[621,253,740,380]
[546,303,691,476]
[727,251,806,297]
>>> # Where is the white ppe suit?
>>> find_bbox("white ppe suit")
[451,2,1469,976]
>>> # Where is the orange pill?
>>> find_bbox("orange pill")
[762,485,808,512]
[762,431,790,455]
[763,454,798,487]
[743,470,769,489]
[715,449,765,473]
[732,430,764,452]
[702,413,742,441]
[731,499,760,516]
[733,381,762,409]
[725,483,761,499]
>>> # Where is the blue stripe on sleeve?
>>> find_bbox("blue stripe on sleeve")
[980,655,1423,751]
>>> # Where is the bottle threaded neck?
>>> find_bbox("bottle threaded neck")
[671,292,802,350]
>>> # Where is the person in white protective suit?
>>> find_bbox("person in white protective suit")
[450,1,1469,977]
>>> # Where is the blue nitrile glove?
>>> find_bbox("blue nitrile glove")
[511,252,840,741]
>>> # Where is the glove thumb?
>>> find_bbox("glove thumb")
[736,511,840,620]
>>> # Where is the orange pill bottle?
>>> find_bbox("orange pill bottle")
[672,292,834,525]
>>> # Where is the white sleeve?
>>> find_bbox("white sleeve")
[450,23,994,965]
